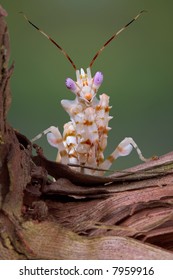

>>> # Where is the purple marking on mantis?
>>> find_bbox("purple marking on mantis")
[93,72,103,86]
[65,78,76,91]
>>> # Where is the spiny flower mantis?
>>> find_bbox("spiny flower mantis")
[22,10,149,175]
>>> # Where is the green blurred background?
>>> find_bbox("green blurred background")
[1,0,173,170]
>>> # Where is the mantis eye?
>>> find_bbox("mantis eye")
[65,78,76,91]
[93,72,103,87]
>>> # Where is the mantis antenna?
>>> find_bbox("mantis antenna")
[21,11,146,70]
[89,10,146,68]
[20,12,77,70]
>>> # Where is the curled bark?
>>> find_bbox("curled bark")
[0,5,173,259]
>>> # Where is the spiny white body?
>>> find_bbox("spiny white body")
[25,11,149,175]
[32,67,148,175]
[44,68,112,175]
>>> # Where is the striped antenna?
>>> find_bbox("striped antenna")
[20,12,77,70]
[89,10,146,68]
